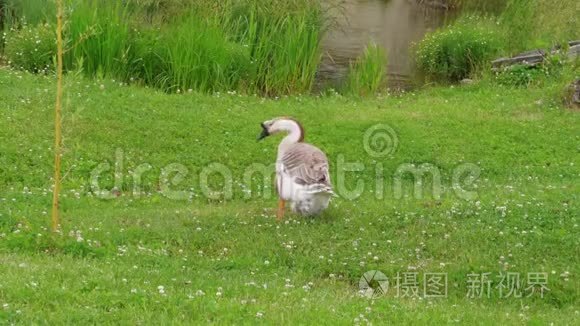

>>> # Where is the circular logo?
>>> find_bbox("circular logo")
[363,124,398,158]
[359,270,389,298]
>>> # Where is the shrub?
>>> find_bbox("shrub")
[415,16,501,82]
[494,54,566,87]
[344,42,387,96]
[4,22,56,73]
[494,64,545,87]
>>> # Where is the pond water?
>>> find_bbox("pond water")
[318,0,453,90]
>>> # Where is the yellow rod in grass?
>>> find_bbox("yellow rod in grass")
[51,0,64,232]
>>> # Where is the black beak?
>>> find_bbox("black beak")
[257,123,269,141]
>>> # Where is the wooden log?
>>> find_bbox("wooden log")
[567,44,580,60]
[492,49,546,70]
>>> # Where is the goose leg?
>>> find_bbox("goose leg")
[276,198,285,221]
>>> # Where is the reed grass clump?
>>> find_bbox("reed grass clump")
[345,42,387,96]
[154,15,249,93]
[64,1,132,80]
[2,0,325,96]
[224,0,323,95]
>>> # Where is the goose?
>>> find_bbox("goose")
[257,117,334,220]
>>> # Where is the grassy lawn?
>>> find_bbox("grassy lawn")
[0,68,578,324]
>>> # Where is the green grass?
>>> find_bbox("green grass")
[0,68,578,323]
[499,0,580,54]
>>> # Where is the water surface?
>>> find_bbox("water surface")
[318,0,452,90]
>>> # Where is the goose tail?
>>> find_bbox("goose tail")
[305,184,337,197]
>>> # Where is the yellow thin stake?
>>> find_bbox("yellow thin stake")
[51,0,64,232]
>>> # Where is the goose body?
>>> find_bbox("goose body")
[277,142,333,215]
[258,117,334,218]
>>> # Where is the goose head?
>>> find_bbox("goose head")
[257,117,304,142]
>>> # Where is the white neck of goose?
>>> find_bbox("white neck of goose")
[272,118,304,154]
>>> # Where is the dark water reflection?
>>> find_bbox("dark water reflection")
[318,0,453,90]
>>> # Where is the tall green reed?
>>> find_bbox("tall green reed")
[3,0,328,96]
[152,14,249,93]
[345,42,387,96]
[65,1,132,80]
[225,0,323,95]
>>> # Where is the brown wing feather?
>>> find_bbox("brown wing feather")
[281,143,331,186]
